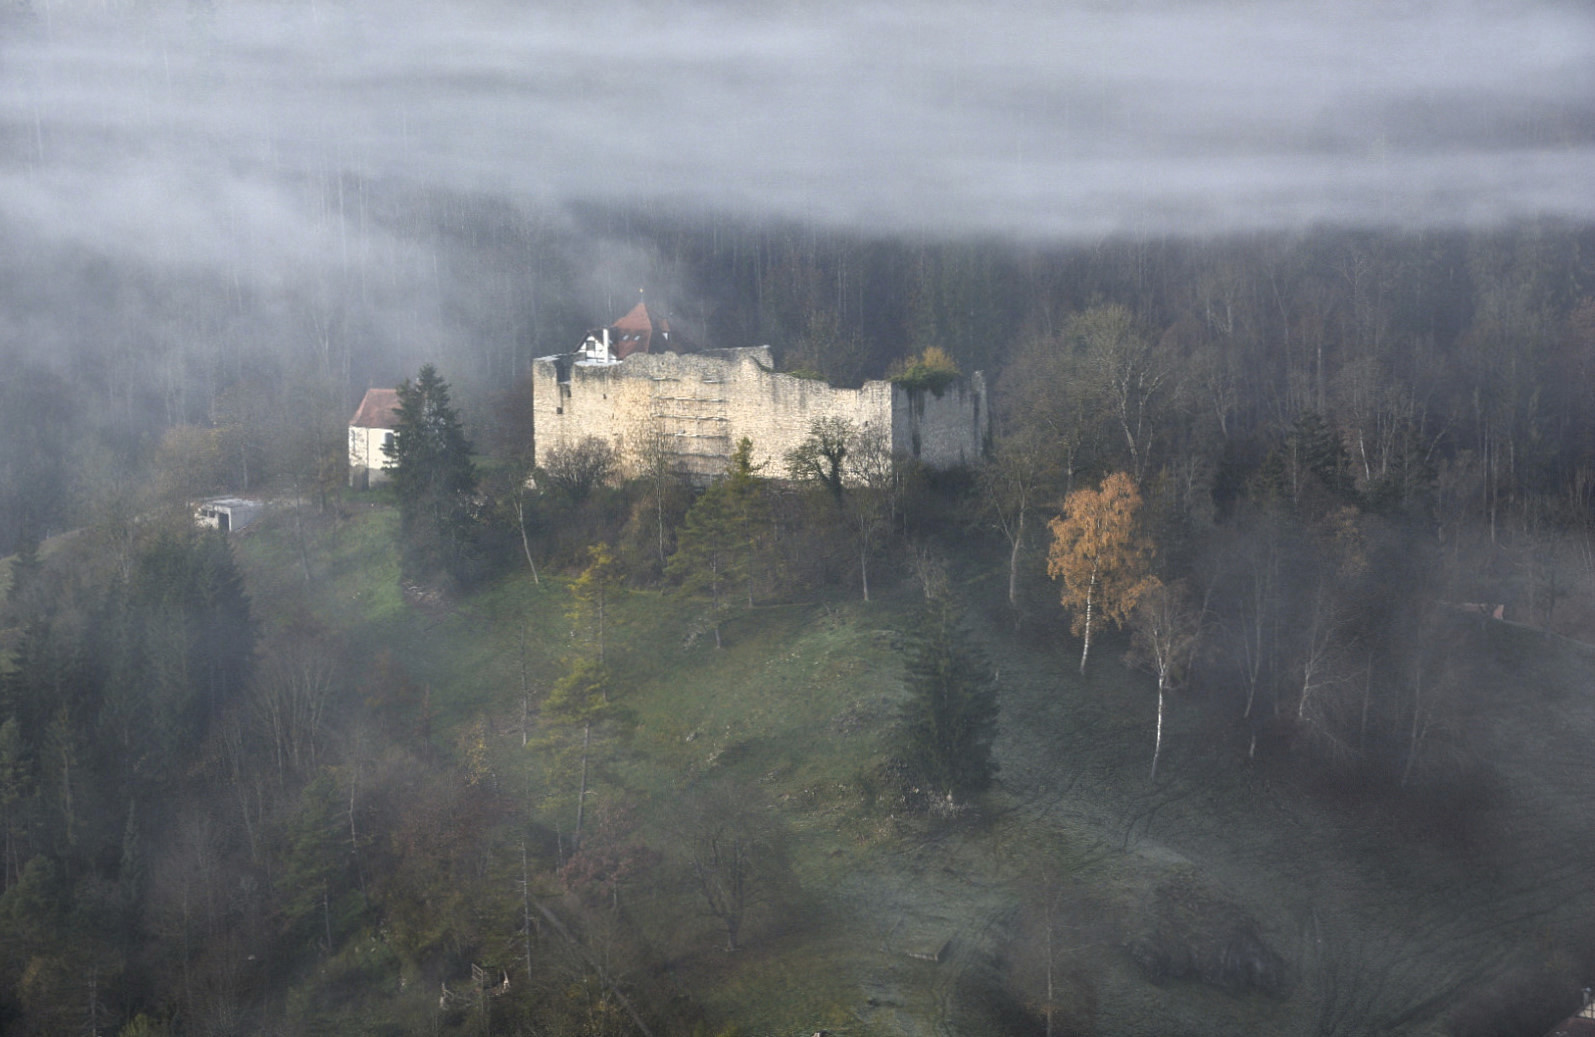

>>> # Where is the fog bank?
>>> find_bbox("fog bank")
[3,0,1591,274]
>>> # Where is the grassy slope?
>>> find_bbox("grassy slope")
[234,505,1595,1037]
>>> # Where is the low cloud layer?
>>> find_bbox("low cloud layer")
[3,0,1592,266]
[0,0,1591,410]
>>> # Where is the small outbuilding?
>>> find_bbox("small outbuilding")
[194,497,263,534]
[349,388,401,489]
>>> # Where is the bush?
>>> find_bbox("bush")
[888,347,961,395]
[541,437,617,505]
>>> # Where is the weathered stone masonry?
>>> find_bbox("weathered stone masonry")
[531,345,988,480]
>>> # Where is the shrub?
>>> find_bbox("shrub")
[888,347,961,395]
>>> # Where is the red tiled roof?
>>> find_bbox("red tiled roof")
[612,300,654,333]
[608,300,670,360]
[350,388,400,429]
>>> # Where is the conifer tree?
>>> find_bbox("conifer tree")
[0,716,31,890]
[100,528,255,793]
[539,658,626,855]
[537,544,632,854]
[667,439,768,646]
[898,595,999,804]
[721,437,769,607]
[275,772,359,954]
[567,543,622,667]
[384,364,478,588]
[667,492,734,649]
[1286,410,1355,504]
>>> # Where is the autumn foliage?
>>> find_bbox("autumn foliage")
[1047,472,1157,674]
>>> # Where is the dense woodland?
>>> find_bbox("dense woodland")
[2,209,1595,1035]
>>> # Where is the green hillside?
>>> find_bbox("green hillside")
[225,502,1595,1037]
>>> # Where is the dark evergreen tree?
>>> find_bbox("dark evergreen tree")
[666,438,769,646]
[1287,410,1356,504]
[4,530,40,608]
[898,595,999,804]
[274,771,363,955]
[0,366,72,557]
[0,717,31,892]
[383,364,479,588]
[98,527,255,795]
[538,545,635,853]
[666,483,735,648]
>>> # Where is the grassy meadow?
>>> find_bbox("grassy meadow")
[224,500,1595,1037]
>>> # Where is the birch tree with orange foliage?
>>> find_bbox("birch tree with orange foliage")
[1047,472,1156,675]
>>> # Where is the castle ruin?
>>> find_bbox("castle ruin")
[531,302,989,480]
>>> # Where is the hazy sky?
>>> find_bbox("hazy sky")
[3,0,1592,266]
[0,0,1591,408]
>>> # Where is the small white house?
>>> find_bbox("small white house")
[349,388,401,489]
[194,497,263,533]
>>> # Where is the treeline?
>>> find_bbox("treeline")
[4,193,1590,557]
[0,507,734,1035]
[0,516,256,1035]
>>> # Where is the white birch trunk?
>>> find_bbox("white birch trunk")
[1150,682,1165,783]
[573,722,590,853]
[1079,565,1098,675]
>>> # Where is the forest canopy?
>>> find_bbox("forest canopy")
[2,207,1595,1036]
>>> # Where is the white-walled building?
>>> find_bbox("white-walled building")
[349,388,401,489]
[194,497,263,533]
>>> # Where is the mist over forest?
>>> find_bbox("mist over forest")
[3,0,1592,463]
[3,1,1595,1035]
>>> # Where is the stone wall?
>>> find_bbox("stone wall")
[531,346,987,480]
[890,376,989,468]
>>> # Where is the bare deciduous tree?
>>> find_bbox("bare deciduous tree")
[786,418,897,600]
[671,781,790,952]
[542,437,617,505]
[628,416,685,571]
[982,429,1060,613]
[1128,579,1204,782]
[841,424,896,602]
[252,635,338,784]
